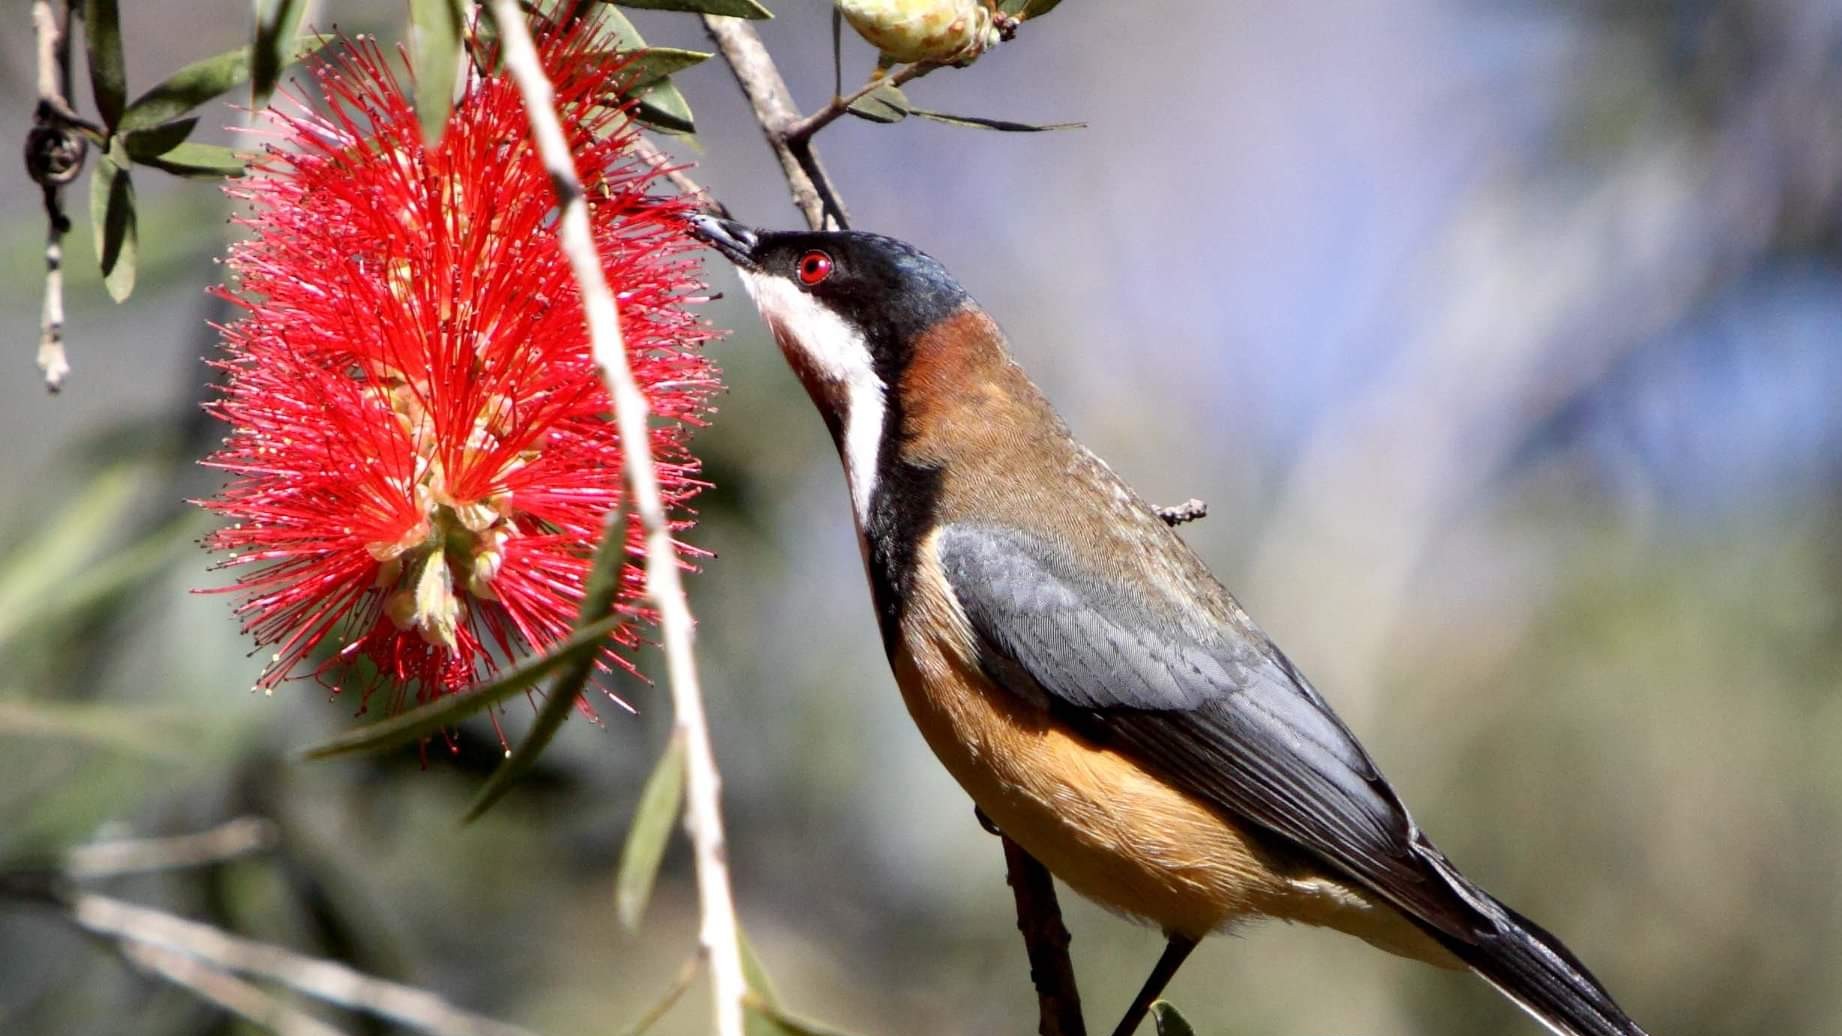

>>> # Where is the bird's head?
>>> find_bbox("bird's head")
[689,214,997,523]
[689,214,974,393]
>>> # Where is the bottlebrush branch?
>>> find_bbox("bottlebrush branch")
[200,18,717,713]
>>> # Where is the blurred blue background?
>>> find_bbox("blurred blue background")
[2,2,1839,1034]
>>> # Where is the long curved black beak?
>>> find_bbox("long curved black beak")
[687,214,760,270]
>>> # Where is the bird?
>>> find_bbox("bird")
[687,213,1651,1036]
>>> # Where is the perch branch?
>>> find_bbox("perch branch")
[1001,832,1087,1036]
[488,6,748,1036]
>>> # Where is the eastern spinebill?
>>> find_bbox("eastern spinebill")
[689,214,1650,1036]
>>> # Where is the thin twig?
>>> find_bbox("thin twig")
[120,942,353,1036]
[782,59,940,145]
[28,0,84,393]
[487,6,748,1036]
[64,816,279,880]
[998,829,1086,1036]
[701,16,849,230]
[70,891,536,1036]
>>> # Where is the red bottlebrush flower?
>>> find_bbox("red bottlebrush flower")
[200,16,717,714]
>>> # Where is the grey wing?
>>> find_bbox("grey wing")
[935,522,1496,941]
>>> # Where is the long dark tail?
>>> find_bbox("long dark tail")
[1433,896,1649,1036]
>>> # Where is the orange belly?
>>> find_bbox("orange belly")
[892,538,1458,965]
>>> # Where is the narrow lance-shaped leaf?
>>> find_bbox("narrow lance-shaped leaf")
[745,1000,866,1036]
[1152,1001,1198,1036]
[846,82,909,124]
[0,699,195,761]
[120,33,333,132]
[590,7,699,136]
[622,48,711,91]
[295,612,626,760]
[122,117,197,160]
[411,0,465,144]
[0,512,207,648]
[596,5,646,48]
[615,731,687,930]
[136,143,248,179]
[90,139,137,302]
[0,465,144,634]
[83,0,127,130]
[634,80,696,134]
[1000,0,1064,18]
[464,505,633,821]
[737,933,869,1036]
[614,955,703,1036]
[611,0,773,19]
[252,0,310,109]
[909,109,1083,132]
[738,927,781,1009]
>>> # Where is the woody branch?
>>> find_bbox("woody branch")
[486,5,748,1036]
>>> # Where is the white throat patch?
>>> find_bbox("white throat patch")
[739,271,887,527]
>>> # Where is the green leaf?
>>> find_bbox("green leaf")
[295,612,626,761]
[83,0,127,130]
[464,506,633,821]
[909,109,1084,132]
[0,512,206,649]
[633,79,696,134]
[612,0,773,18]
[89,140,137,302]
[122,117,197,160]
[0,465,144,643]
[744,999,864,1036]
[1000,0,1064,17]
[615,733,687,931]
[737,933,864,1036]
[595,5,647,49]
[622,47,711,91]
[846,83,909,124]
[0,699,196,761]
[412,0,464,144]
[120,33,333,132]
[738,927,781,1009]
[252,0,310,109]
[1151,1001,1197,1036]
[615,956,702,1036]
[135,142,248,179]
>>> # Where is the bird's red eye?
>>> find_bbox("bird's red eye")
[797,250,833,286]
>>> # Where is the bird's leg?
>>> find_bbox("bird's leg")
[1108,933,1199,1036]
